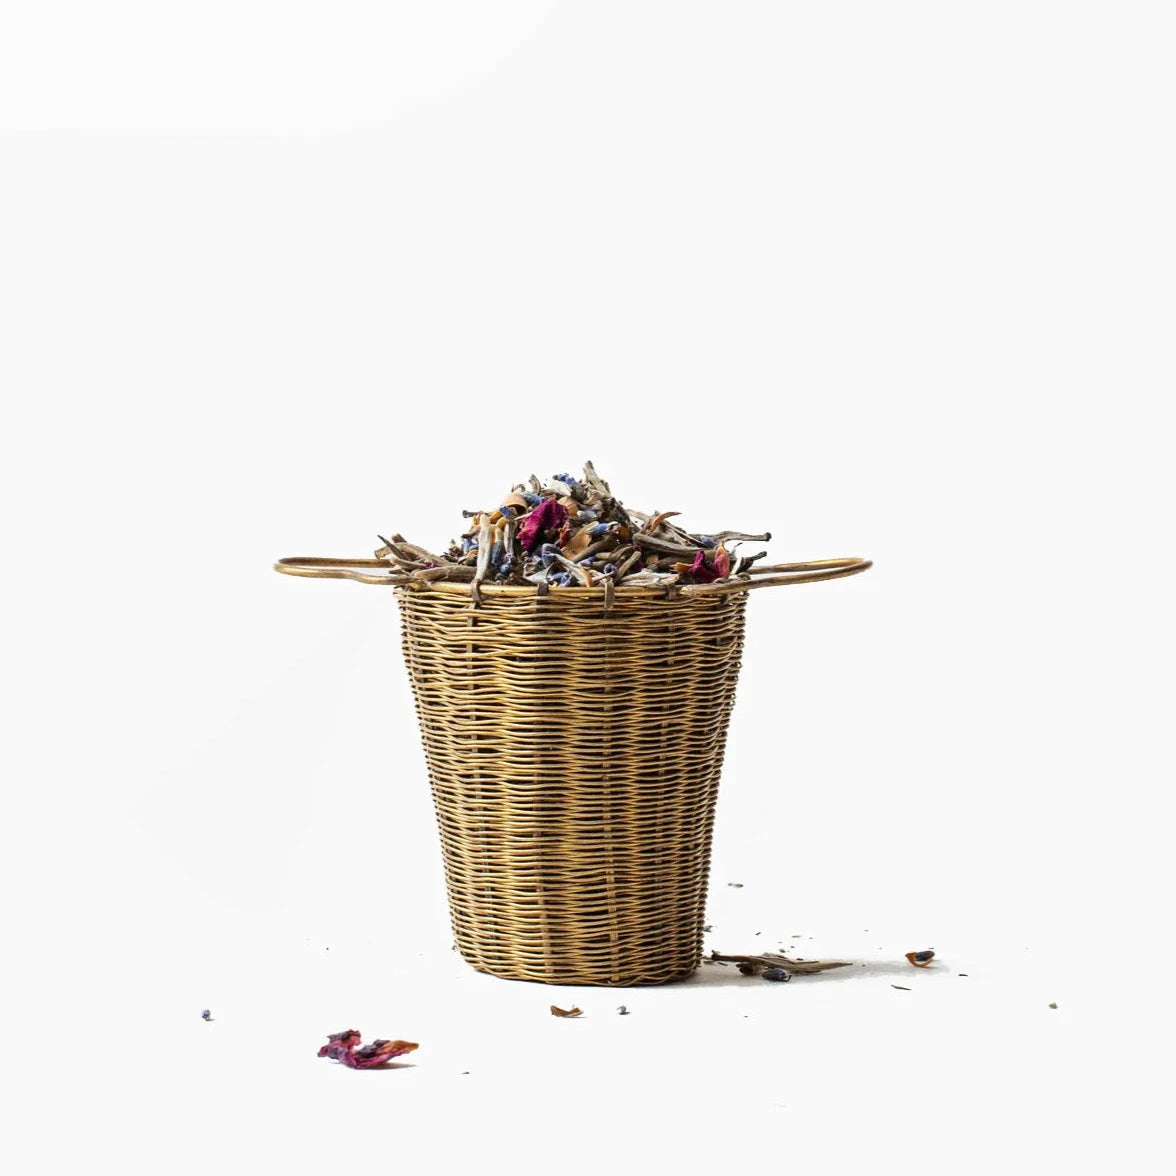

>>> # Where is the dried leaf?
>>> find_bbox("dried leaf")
[550,1005,582,1018]
[360,463,785,594]
[708,951,852,976]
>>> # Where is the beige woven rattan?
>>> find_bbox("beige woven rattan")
[275,557,870,985]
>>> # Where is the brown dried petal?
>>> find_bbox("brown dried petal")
[550,1005,583,1017]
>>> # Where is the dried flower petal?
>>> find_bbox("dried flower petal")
[344,1039,419,1069]
[518,499,568,552]
[713,545,731,579]
[687,551,720,584]
[550,1005,582,1017]
[317,1029,418,1068]
[905,949,935,967]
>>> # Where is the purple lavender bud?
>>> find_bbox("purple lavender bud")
[762,968,791,982]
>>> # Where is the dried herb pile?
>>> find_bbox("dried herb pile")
[374,460,771,601]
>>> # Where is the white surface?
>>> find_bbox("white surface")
[2,3,1172,1172]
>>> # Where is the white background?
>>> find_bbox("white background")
[3,3,1172,1172]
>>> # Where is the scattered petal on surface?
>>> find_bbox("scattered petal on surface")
[905,949,936,967]
[317,1030,418,1068]
[550,1005,583,1018]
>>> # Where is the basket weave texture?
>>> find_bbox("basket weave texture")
[397,582,749,986]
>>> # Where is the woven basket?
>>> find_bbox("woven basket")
[276,557,869,985]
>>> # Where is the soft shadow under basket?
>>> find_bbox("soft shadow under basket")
[276,554,870,986]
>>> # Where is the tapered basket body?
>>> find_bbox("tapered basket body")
[396,582,749,986]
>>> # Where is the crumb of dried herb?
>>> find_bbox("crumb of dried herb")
[201,1009,211,1021]
[891,985,911,991]
[550,1005,582,1018]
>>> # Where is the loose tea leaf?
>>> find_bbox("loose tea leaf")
[317,1029,418,1069]
[709,951,852,976]
[550,1005,583,1018]
[369,462,776,597]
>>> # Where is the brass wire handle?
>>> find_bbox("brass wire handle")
[274,555,871,592]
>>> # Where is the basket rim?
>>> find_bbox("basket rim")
[274,555,871,595]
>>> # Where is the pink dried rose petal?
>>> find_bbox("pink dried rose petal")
[689,550,720,583]
[318,1030,418,1068]
[712,545,731,579]
[317,1029,362,1060]
[517,499,568,552]
[345,1039,419,1069]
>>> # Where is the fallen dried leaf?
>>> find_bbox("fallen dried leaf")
[550,1005,582,1017]
[708,951,852,976]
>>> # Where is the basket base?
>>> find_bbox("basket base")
[460,953,700,987]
